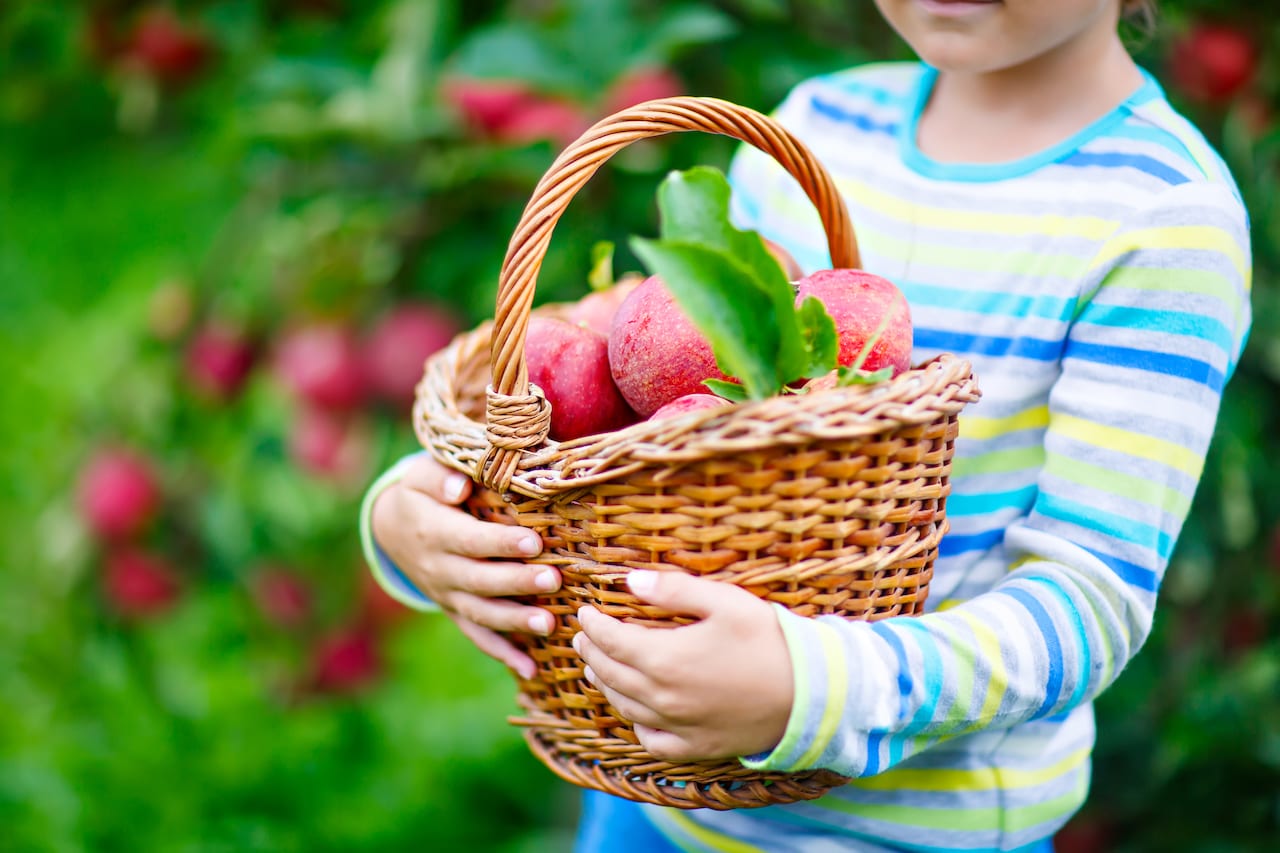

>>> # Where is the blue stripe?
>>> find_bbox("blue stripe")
[810,95,898,136]
[1083,305,1236,354]
[939,527,1005,557]
[1003,587,1065,717]
[947,485,1039,517]
[1109,122,1208,179]
[1031,577,1092,712]
[1089,548,1161,592]
[818,71,906,106]
[896,620,946,735]
[915,327,1063,361]
[1065,339,1226,392]
[1060,150,1191,186]
[902,281,1074,323]
[1037,492,1175,559]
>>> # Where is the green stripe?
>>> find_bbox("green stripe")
[952,446,1045,478]
[1043,451,1192,517]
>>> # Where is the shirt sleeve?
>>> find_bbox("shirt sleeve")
[743,179,1252,777]
[359,450,440,612]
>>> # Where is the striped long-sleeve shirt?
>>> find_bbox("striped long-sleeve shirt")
[631,63,1250,851]
[360,62,1251,852]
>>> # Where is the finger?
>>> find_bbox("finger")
[633,724,704,763]
[582,665,665,729]
[447,612,538,680]
[626,569,749,619]
[573,628,650,699]
[400,453,473,506]
[575,605,657,671]
[417,503,542,561]
[425,556,560,599]
[446,590,558,637]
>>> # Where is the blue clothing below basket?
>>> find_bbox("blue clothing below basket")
[574,790,1058,852]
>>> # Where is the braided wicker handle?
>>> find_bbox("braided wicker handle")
[479,96,861,491]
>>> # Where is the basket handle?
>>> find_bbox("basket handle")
[479,96,861,492]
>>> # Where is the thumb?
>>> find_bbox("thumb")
[626,570,746,619]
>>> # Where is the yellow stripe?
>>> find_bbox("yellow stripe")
[955,610,1007,732]
[959,406,1050,441]
[663,811,768,853]
[1051,413,1204,478]
[1090,225,1249,282]
[848,746,1091,793]
[836,175,1118,239]
[792,620,850,769]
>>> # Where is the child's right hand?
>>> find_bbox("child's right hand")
[371,453,559,679]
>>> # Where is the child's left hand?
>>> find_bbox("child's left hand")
[573,570,794,763]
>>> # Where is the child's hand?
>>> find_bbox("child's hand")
[371,454,558,679]
[573,570,794,763]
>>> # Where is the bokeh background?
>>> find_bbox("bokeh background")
[0,1,1276,850]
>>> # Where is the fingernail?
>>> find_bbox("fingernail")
[516,534,541,556]
[627,570,657,595]
[576,605,593,626]
[534,569,559,592]
[518,660,537,680]
[571,632,583,655]
[583,665,596,684]
[528,612,552,635]
[443,474,467,502]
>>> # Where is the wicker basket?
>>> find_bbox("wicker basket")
[412,96,981,810]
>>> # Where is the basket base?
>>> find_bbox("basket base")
[517,715,848,810]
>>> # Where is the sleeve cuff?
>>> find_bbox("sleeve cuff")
[359,451,440,612]
[740,605,898,776]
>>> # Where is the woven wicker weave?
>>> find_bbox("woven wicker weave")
[412,97,981,810]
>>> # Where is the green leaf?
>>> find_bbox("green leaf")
[837,365,894,386]
[796,295,839,379]
[631,237,779,400]
[703,379,750,402]
[588,241,615,292]
[653,167,810,384]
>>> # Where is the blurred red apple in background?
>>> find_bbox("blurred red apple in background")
[288,407,370,481]
[77,448,161,541]
[274,323,366,411]
[124,6,213,86]
[251,567,314,629]
[185,321,256,402]
[362,302,458,409]
[309,626,382,694]
[442,77,536,136]
[494,98,591,147]
[1168,22,1258,104]
[103,548,182,620]
[602,66,683,114]
[358,571,412,632]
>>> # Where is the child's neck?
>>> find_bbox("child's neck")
[916,28,1144,165]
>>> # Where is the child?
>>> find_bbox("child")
[362,0,1252,849]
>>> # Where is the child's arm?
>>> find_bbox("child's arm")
[361,452,559,679]
[577,179,1251,773]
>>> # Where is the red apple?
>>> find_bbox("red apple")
[103,549,182,620]
[442,76,536,136]
[251,567,313,629]
[794,269,912,376]
[564,276,642,336]
[607,275,728,418]
[124,6,213,87]
[602,67,684,115]
[526,317,638,441]
[309,626,382,694]
[362,302,459,409]
[649,393,733,422]
[1168,22,1258,104]
[288,407,370,481]
[185,321,256,401]
[495,97,591,147]
[77,448,160,541]
[274,323,366,411]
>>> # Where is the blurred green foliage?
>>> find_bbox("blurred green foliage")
[0,1,1276,850]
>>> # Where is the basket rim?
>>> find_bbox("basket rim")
[414,319,980,500]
